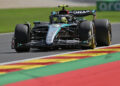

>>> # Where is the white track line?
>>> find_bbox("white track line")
[0,43,120,65]
[0,32,13,36]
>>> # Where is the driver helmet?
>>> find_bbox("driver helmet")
[61,17,68,23]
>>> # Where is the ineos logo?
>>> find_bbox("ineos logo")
[99,2,120,11]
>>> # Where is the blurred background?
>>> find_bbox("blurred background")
[0,0,119,33]
[0,0,95,8]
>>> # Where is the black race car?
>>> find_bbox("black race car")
[11,5,112,52]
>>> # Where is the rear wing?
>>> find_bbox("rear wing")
[69,10,96,17]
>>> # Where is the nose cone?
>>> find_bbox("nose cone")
[46,24,61,45]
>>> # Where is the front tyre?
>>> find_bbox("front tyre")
[79,21,96,49]
[14,24,30,52]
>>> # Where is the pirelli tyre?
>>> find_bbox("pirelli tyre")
[79,21,96,49]
[14,24,30,52]
[94,19,112,46]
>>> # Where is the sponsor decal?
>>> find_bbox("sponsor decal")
[97,1,120,11]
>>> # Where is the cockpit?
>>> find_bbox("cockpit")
[50,15,74,24]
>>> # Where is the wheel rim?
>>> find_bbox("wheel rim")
[107,31,111,45]
[91,36,96,49]
[89,30,96,49]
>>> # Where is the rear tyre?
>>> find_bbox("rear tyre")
[14,24,30,52]
[94,19,112,46]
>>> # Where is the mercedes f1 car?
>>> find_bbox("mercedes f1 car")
[11,5,112,52]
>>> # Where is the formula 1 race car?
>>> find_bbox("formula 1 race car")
[11,5,112,52]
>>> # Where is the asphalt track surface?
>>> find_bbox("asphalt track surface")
[0,23,120,64]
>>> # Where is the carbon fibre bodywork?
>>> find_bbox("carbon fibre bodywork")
[28,22,83,48]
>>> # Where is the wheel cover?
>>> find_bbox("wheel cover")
[107,31,111,45]
[91,36,96,49]
[89,30,96,49]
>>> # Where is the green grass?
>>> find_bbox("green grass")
[0,6,120,33]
